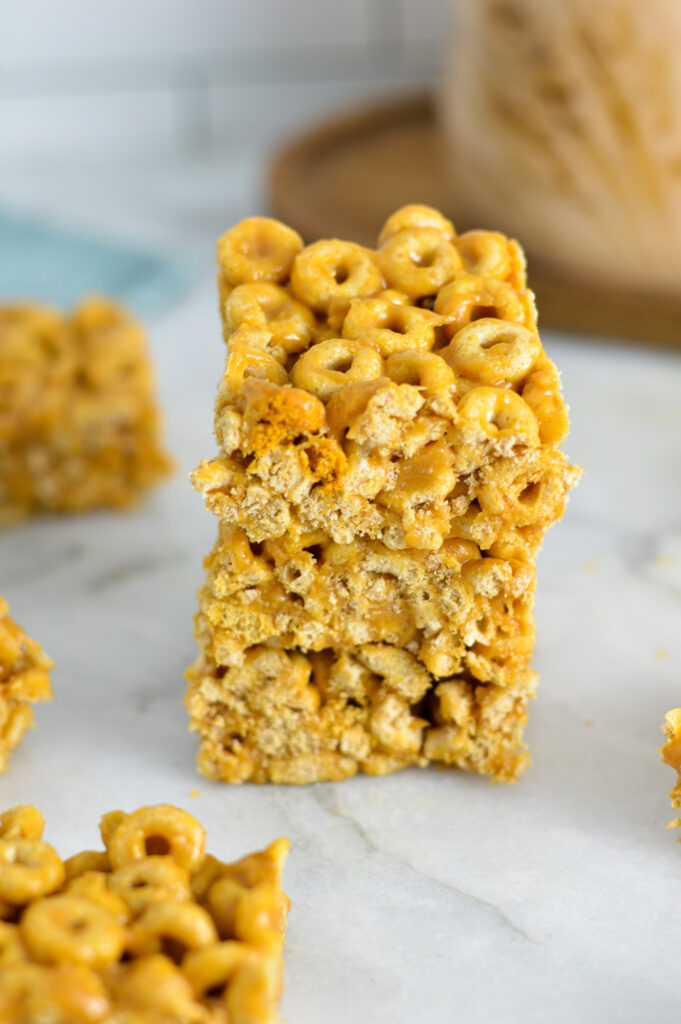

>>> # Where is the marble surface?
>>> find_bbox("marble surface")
[1,280,680,1023]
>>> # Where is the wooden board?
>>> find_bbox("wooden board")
[268,94,681,347]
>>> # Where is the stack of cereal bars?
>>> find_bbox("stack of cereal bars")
[186,205,580,785]
[0,298,172,526]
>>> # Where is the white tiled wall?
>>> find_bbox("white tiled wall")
[0,0,449,167]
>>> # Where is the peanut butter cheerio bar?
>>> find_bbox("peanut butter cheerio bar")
[0,298,172,526]
[0,598,52,773]
[660,708,681,837]
[187,205,581,784]
[0,803,290,1024]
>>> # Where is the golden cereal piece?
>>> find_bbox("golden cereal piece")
[378,228,462,299]
[109,953,202,1020]
[63,851,111,881]
[341,295,445,354]
[0,839,64,904]
[0,962,112,1023]
[222,337,289,397]
[476,449,579,527]
[182,941,253,999]
[291,337,384,401]
[223,282,315,355]
[109,857,192,915]
[99,811,127,850]
[456,386,540,448]
[384,350,457,399]
[378,203,456,246]
[64,873,128,924]
[456,230,527,291]
[107,805,206,873]
[0,805,45,842]
[290,239,383,313]
[217,217,303,287]
[443,317,541,386]
[521,359,570,445]
[21,895,126,969]
[127,900,218,959]
[434,272,534,338]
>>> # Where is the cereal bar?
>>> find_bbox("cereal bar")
[0,598,53,773]
[0,298,172,526]
[0,803,289,1023]
[661,708,681,835]
[187,205,580,784]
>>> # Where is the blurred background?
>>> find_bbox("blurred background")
[0,0,446,294]
[2,0,680,335]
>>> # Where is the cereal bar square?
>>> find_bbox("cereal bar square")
[0,297,172,525]
[0,803,289,1023]
[187,205,580,784]
[0,598,53,773]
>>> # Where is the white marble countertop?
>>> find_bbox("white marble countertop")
[2,276,680,1024]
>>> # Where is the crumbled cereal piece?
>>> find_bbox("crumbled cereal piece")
[0,803,289,1024]
[187,205,580,784]
[0,597,53,772]
[0,297,172,526]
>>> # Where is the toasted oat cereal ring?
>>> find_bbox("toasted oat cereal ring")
[291,338,384,401]
[205,876,243,940]
[0,839,64,904]
[290,240,383,313]
[110,856,191,915]
[63,850,111,881]
[443,318,540,386]
[189,853,228,902]
[456,230,527,290]
[378,204,455,247]
[521,362,569,445]
[182,941,253,998]
[476,451,569,526]
[341,296,444,354]
[223,340,289,395]
[434,272,531,338]
[65,872,129,923]
[127,899,218,960]
[457,386,539,446]
[223,282,315,355]
[21,894,125,969]
[0,961,111,1024]
[217,217,303,286]
[99,810,127,850]
[225,953,279,1024]
[377,228,462,299]
[385,350,456,398]
[107,805,206,872]
[0,805,45,842]
[110,953,198,1017]
[220,839,290,892]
